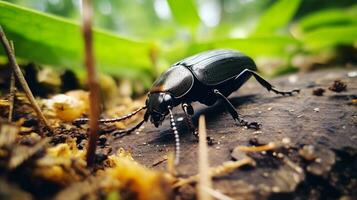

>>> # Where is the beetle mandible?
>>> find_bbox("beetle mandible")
[75,49,300,164]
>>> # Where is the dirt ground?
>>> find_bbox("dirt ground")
[0,68,356,200]
[115,68,357,199]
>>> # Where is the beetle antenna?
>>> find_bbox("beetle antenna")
[168,106,180,165]
[113,119,145,139]
[74,106,147,124]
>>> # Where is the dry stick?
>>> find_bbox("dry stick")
[8,71,16,122]
[173,157,255,188]
[8,41,16,122]
[197,115,212,200]
[0,26,50,135]
[82,0,101,167]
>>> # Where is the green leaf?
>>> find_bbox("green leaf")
[303,25,357,51]
[167,0,200,32]
[0,1,154,79]
[188,36,300,58]
[296,6,357,32]
[253,0,301,35]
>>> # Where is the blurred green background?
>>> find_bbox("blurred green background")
[0,0,356,86]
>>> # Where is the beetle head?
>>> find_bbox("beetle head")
[144,92,173,127]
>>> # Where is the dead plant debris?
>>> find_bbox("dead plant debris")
[328,80,347,92]
[312,88,325,96]
[0,68,356,200]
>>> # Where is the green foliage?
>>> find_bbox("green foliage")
[0,1,154,82]
[166,0,200,33]
[295,5,357,51]
[303,25,357,51]
[253,0,301,35]
[0,0,356,82]
[189,36,300,58]
[297,7,357,32]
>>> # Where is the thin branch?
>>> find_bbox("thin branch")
[81,0,101,167]
[8,72,16,122]
[197,115,212,200]
[0,26,50,135]
[8,41,16,122]
[173,157,255,188]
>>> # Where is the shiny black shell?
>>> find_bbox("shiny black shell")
[176,49,257,86]
[150,49,257,98]
[151,65,194,98]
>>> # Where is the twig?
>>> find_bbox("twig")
[81,0,101,167]
[0,26,50,135]
[8,41,16,122]
[235,142,277,152]
[173,157,255,188]
[198,115,212,200]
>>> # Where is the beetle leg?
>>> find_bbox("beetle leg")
[113,119,145,139]
[234,69,300,96]
[182,103,198,139]
[168,106,181,165]
[74,106,147,125]
[213,89,261,129]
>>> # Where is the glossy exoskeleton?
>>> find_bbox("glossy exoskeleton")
[75,49,299,164]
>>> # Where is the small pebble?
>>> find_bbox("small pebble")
[313,108,320,112]
[347,71,357,78]
[267,107,272,111]
[288,75,298,83]
[282,137,291,144]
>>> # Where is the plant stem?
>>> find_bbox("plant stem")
[0,26,50,135]
[8,70,16,122]
[8,40,16,122]
[197,115,212,200]
[82,0,101,167]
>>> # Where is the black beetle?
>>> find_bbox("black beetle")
[75,49,299,164]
